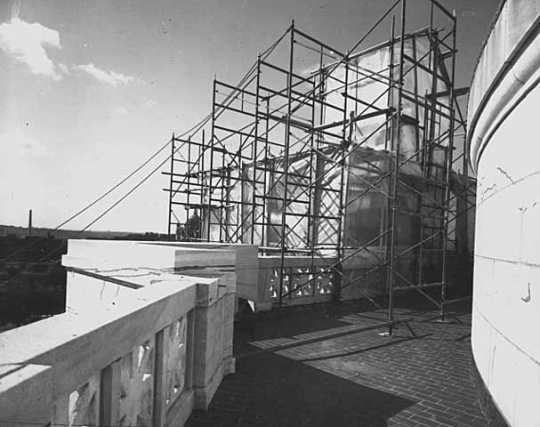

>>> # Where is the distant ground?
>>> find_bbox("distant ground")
[0,224,136,240]
[0,225,171,332]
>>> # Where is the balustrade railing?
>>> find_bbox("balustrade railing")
[0,240,238,427]
[257,256,337,309]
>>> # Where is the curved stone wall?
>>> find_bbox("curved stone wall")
[467,1,540,426]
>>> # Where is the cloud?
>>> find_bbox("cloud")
[75,63,140,87]
[0,16,140,87]
[0,17,64,80]
[0,127,49,158]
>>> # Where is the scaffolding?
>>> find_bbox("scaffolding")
[164,0,476,325]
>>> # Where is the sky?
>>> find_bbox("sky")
[0,0,499,233]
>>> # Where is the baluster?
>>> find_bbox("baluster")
[153,327,168,427]
[52,395,69,426]
[100,360,121,427]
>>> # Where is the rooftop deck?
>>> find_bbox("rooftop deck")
[0,241,487,427]
[187,300,487,427]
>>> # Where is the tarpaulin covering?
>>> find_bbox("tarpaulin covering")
[323,33,450,166]
[201,30,473,274]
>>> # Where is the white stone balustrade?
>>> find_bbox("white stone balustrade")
[0,240,240,427]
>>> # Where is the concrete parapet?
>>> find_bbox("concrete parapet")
[0,239,241,427]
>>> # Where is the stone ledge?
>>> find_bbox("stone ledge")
[468,15,540,172]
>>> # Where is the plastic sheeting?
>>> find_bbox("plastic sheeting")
[202,31,471,261]
[216,146,464,251]
[323,33,450,165]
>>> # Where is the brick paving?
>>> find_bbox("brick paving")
[186,299,488,427]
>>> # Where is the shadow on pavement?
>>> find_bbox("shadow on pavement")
[189,349,416,427]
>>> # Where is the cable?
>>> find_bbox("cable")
[0,113,212,265]
[0,119,216,293]
[0,158,165,286]
[167,28,289,201]
[0,26,290,277]
[0,144,169,264]
[1,117,212,289]
[81,149,173,232]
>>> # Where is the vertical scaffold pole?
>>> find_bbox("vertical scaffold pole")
[334,56,350,301]
[262,98,270,247]
[187,135,192,215]
[201,128,206,227]
[311,48,325,252]
[251,54,261,245]
[208,77,217,241]
[218,133,225,243]
[307,78,316,252]
[167,133,175,239]
[411,32,424,288]
[440,10,458,322]
[385,16,396,151]
[308,72,317,281]
[385,15,396,273]
[279,22,295,307]
[387,0,407,334]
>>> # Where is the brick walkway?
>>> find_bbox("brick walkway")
[186,300,488,427]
